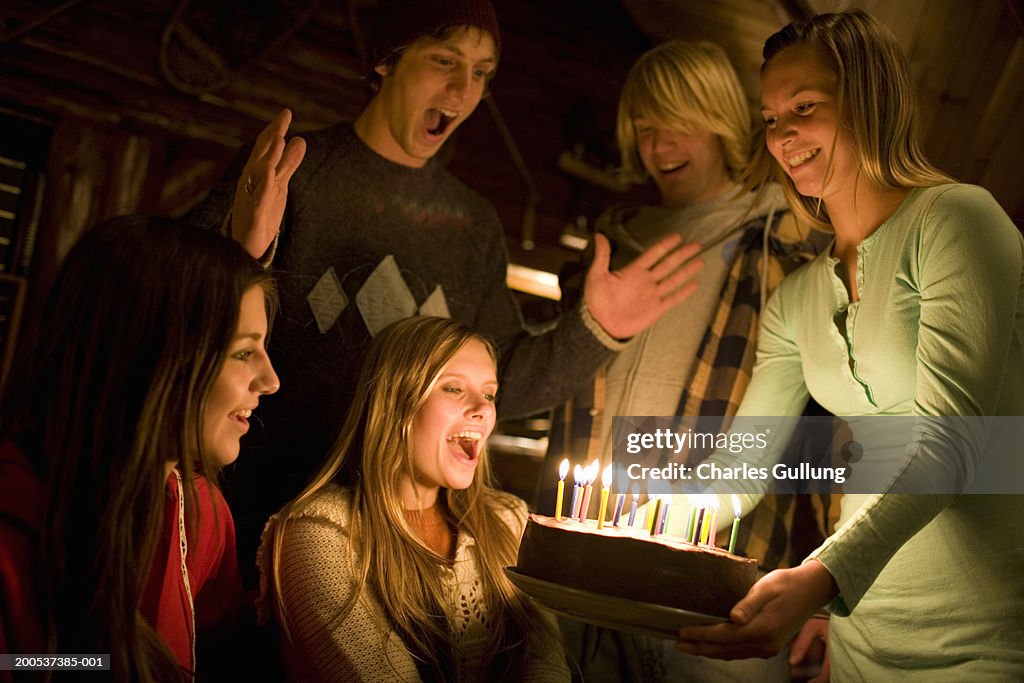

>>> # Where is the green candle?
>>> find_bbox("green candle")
[685,502,697,541]
[727,517,741,554]
[727,494,742,554]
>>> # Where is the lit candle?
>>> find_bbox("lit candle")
[658,496,672,535]
[554,458,570,520]
[627,485,639,527]
[611,491,626,527]
[690,501,705,544]
[699,499,713,546]
[578,460,598,523]
[647,496,662,535]
[684,495,697,541]
[688,497,696,544]
[707,496,719,547]
[728,494,742,554]
[597,465,612,529]
[569,465,584,519]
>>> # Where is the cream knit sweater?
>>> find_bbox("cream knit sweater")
[257,485,570,682]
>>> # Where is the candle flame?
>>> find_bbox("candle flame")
[559,458,570,480]
[711,495,720,511]
[732,494,742,518]
[602,464,613,489]
[588,459,599,484]
[573,464,584,484]
[631,483,640,500]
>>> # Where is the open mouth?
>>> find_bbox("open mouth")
[230,409,252,432]
[658,161,689,174]
[786,148,820,168]
[426,108,460,137]
[446,430,482,461]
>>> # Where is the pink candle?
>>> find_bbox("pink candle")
[578,461,598,522]
[569,465,584,519]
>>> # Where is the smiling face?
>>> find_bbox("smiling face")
[202,285,279,468]
[363,26,497,168]
[404,338,497,509]
[634,121,732,209]
[760,44,859,202]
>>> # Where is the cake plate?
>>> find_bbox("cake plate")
[505,567,728,640]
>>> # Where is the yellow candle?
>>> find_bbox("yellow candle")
[699,502,713,545]
[647,496,662,535]
[555,458,569,520]
[597,465,612,529]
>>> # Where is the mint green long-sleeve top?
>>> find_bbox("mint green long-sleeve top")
[735,184,1024,678]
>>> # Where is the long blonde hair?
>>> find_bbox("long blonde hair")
[267,316,554,679]
[616,39,752,184]
[751,10,953,230]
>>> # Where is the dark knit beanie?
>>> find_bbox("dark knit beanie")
[370,0,501,67]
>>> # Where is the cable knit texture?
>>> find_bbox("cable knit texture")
[257,485,570,682]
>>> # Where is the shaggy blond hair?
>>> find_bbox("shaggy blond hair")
[752,9,953,230]
[616,39,752,184]
[266,316,554,679]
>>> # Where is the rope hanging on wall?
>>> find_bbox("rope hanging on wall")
[159,0,320,95]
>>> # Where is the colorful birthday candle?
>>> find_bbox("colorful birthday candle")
[627,485,639,527]
[658,495,672,535]
[699,498,713,546]
[611,477,626,527]
[707,496,719,547]
[684,495,697,541]
[691,500,705,545]
[578,460,598,522]
[569,464,584,519]
[728,494,742,554]
[647,496,662,535]
[555,458,570,520]
[597,465,612,529]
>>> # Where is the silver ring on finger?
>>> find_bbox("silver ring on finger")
[244,175,256,195]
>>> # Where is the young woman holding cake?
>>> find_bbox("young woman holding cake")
[0,216,280,681]
[258,316,569,681]
[676,10,1024,679]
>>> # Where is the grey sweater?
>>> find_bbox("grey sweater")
[188,123,616,558]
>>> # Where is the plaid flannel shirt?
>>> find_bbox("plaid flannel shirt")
[540,210,841,572]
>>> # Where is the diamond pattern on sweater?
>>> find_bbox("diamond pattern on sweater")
[356,255,417,336]
[419,285,450,318]
[307,267,349,334]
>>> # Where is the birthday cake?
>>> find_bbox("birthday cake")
[515,514,757,619]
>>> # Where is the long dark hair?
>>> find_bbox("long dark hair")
[0,216,273,681]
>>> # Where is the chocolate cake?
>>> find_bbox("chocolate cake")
[515,514,757,618]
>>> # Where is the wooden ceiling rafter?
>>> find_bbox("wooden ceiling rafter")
[0,0,87,44]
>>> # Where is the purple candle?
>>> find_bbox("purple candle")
[611,493,626,526]
[627,486,640,527]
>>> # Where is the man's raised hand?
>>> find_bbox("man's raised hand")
[230,109,307,258]
[583,233,704,340]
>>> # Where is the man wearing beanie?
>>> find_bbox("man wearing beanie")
[189,0,703,591]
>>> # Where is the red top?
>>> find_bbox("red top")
[0,440,245,678]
